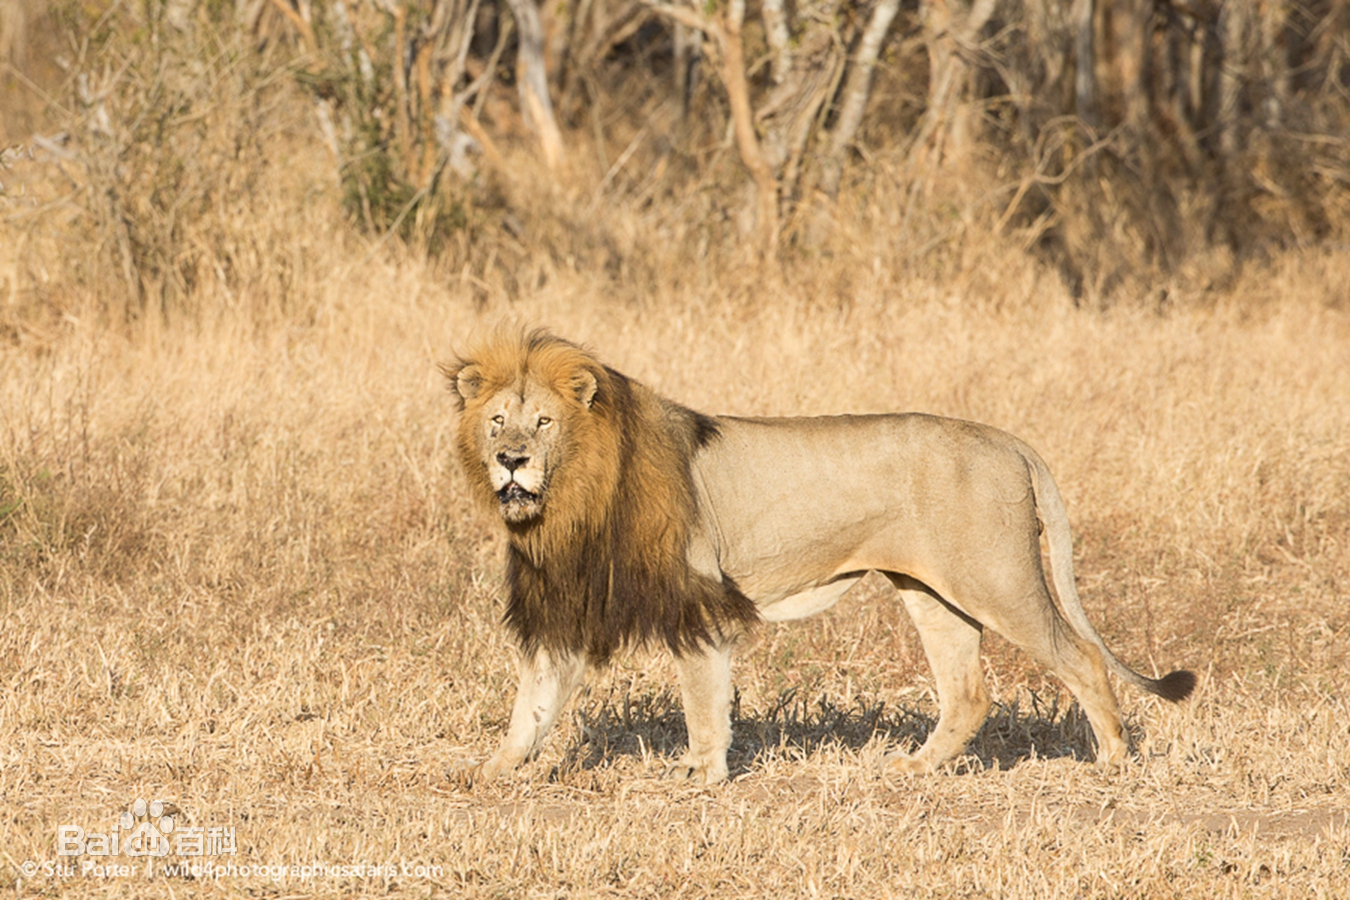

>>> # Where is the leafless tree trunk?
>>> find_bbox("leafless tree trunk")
[504,0,566,169]
[1118,0,1152,134]
[0,0,29,68]
[818,0,901,198]
[673,22,702,117]
[756,3,844,201]
[426,0,490,179]
[761,0,791,85]
[1217,2,1249,157]
[1160,0,1201,169]
[646,0,779,252]
[558,0,655,116]
[1072,0,1095,127]
[722,0,779,251]
[909,0,997,170]
[1258,4,1287,128]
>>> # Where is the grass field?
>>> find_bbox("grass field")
[3,96,1350,897]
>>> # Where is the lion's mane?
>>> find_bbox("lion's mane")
[449,330,758,663]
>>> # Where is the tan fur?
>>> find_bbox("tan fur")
[447,331,1194,784]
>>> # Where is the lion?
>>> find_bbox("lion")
[445,329,1194,784]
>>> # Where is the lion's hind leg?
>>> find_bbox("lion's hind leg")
[882,576,991,776]
[1008,617,1129,770]
[975,591,1129,771]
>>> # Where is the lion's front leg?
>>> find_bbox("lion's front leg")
[670,641,735,785]
[478,647,587,780]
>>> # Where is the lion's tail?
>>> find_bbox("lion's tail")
[1027,452,1196,703]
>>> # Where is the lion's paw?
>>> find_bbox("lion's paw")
[1093,750,1128,775]
[444,760,482,788]
[664,757,728,785]
[880,751,937,777]
[447,753,520,788]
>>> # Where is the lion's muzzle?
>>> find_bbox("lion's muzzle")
[490,452,546,523]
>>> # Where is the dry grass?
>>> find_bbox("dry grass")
[3,99,1350,898]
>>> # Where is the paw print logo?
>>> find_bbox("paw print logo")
[122,798,174,858]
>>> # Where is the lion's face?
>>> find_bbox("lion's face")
[452,346,604,528]
[472,381,567,524]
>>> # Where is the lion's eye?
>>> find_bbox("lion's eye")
[538,416,552,428]
[491,414,505,426]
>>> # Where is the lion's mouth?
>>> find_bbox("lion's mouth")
[497,482,539,505]
[497,480,543,524]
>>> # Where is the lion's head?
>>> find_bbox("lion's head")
[454,364,584,524]
[445,330,622,535]
[443,329,757,663]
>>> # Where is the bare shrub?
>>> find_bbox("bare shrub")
[34,3,322,324]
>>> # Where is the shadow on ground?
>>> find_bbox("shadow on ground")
[551,685,1104,781]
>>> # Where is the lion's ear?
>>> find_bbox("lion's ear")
[449,364,483,402]
[573,370,598,409]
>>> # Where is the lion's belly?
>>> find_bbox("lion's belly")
[756,577,866,621]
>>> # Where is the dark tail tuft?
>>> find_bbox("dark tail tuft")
[1152,669,1197,702]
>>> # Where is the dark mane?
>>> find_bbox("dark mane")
[452,330,757,664]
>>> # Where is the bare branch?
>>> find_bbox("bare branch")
[673,22,702,117]
[503,0,566,168]
[641,1,718,39]
[472,12,513,121]
[819,0,901,197]
[266,0,315,47]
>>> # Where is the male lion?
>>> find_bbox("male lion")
[446,330,1194,784]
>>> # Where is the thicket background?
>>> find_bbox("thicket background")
[2,0,1348,328]
[1,1,1348,897]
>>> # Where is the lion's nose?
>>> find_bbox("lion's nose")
[496,451,529,473]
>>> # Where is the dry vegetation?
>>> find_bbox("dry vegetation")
[3,1,1350,897]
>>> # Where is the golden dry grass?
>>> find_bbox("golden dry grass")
[2,127,1350,897]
